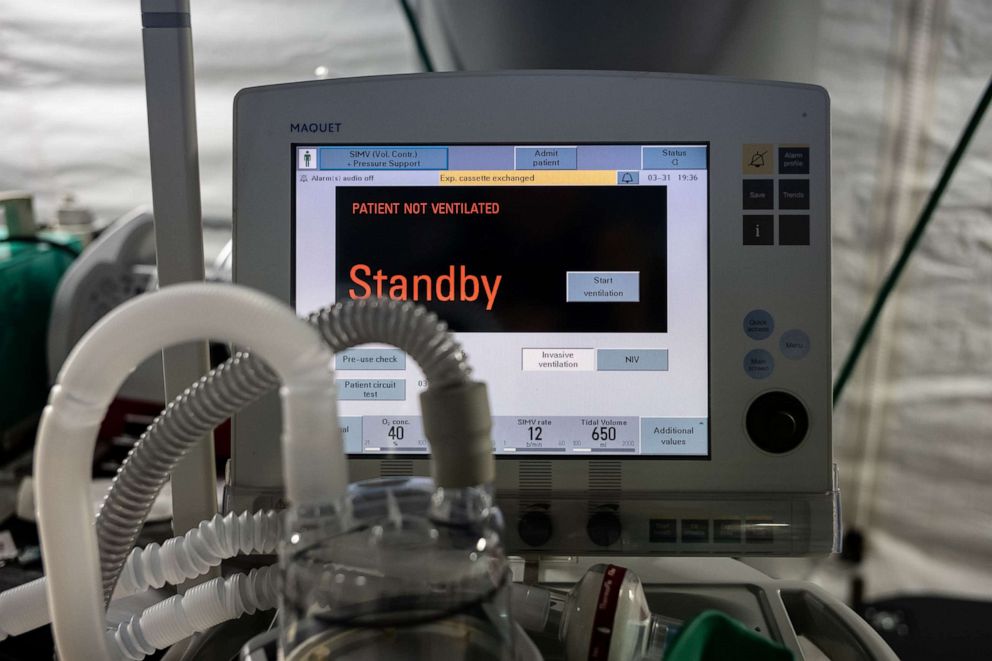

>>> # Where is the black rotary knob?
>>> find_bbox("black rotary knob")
[586,510,622,547]
[517,510,553,547]
[746,391,809,454]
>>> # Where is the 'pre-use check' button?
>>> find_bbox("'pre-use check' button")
[566,271,640,302]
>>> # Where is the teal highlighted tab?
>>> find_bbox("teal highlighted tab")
[319,146,448,170]
[336,348,407,371]
[337,379,406,401]
[640,418,708,455]
[598,349,668,371]
[642,146,707,170]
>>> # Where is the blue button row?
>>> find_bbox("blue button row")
[308,145,707,171]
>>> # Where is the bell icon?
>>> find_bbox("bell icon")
[620,172,634,184]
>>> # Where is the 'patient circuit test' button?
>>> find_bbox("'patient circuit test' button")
[566,271,640,302]
[335,348,407,371]
[522,348,595,371]
[337,379,406,401]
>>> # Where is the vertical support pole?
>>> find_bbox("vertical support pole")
[140,0,218,583]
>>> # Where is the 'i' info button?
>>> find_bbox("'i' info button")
[566,271,640,302]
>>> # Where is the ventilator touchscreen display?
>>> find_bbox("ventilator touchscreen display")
[293,144,709,457]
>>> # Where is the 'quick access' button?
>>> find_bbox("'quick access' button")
[597,349,669,371]
[566,271,639,302]
[743,310,774,340]
[743,350,774,379]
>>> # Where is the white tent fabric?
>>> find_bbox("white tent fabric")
[1,0,990,603]
[0,0,418,222]
[822,0,992,600]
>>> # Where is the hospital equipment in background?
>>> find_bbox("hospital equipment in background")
[0,193,80,453]
[1,0,903,658]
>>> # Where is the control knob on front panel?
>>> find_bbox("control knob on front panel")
[586,510,622,547]
[746,391,809,453]
[518,510,553,547]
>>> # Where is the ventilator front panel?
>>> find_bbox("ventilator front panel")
[235,72,834,555]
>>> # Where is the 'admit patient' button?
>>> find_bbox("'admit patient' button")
[566,271,640,302]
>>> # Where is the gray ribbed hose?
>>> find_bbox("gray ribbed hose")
[95,299,471,605]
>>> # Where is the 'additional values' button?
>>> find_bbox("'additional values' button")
[640,418,708,456]
[743,179,774,209]
[566,271,639,302]
[597,349,668,371]
[743,215,773,245]
[778,146,809,174]
[780,329,811,359]
[779,178,810,209]
[743,309,774,340]
[743,349,774,379]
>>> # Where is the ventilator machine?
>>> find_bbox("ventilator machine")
[0,1,901,659]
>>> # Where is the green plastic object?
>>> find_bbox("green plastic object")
[666,610,795,661]
[0,227,80,440]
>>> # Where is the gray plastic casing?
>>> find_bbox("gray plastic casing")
[232,71,834,555]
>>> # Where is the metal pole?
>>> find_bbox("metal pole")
[140,0,219,584]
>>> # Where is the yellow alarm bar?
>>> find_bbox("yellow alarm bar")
[439,170,616,186]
